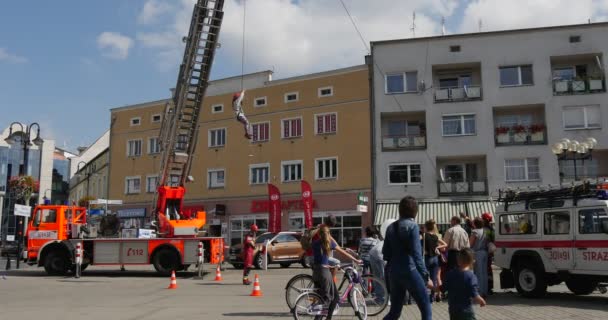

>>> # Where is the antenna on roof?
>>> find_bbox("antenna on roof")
[411,11,416,38]
[441,16,446,35]
[478,19,483,32]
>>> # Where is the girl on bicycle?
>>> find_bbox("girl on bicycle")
[312,225,360,318]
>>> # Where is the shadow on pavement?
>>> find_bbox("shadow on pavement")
[489,291,608,312]
[196,282,244,286]
[223,312,291,317]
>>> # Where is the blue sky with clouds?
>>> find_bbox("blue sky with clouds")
[1,0,607,150]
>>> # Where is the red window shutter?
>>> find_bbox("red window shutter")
[264,123,269,140]
[324,115,331,133]
[296,119,302,136]
[330,114,336,133]
[317,115,324,134]
[284,120,290,138]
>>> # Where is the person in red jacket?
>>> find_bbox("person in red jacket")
[242,224,258,285]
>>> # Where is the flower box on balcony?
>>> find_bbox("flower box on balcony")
[555,80,569,92]
[530,132,544,142]
[572,80,585,92]
[589,79,603,91]
[511,125,527,142]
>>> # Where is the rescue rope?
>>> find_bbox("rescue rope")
[240,0,247,90]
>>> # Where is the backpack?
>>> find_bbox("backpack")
[300,227,319,251]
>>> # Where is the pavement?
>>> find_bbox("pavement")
[0,257,606,320]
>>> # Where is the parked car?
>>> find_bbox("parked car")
[228,231,308,269]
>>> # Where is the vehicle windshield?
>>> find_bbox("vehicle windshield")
[255,233,275,244]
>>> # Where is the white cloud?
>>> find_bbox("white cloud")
[138,0,173,24]
[0,48,27,63]
[97,32,134,60]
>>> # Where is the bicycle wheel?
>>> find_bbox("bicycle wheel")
[348,287,368,320]
[359,275,388,316]
[293,291,325,320]
[286,274,315,310]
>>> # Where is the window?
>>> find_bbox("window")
[127,140,142,157]
[443,164,465,182]
[230,215,268,246]
[151,114,161,123]
[387,120,422,137]
[385,72,418,94]
[254,96,267,107]
[252,122,270,143]
[276,234,299,243]
[282,118,302,138]
[34,209,57,226]
[316,157,338,180]
[500,65,533,86]
[563,105,601,129]
[388,163,421,185]
[442,114,476,136]
[579,208,608,234]
[212,104,223,113]
[318,86,333,97]
[125,176,141,194]
[208,169,225,188]
[284,92,299,103]
[208,128,226,147]
[148,137,161,154]
[499,213,537,235]
[250,163,269,185]
[169,174,180,187]
[505,158,540,182]
[282,160,303,182]
[544,212,570,235]
[450,45,461,52]
[495,114,533,128]
[316,113,337,134]
[130,117,141,126]
[146,176,158,193]
[569,35,581,43]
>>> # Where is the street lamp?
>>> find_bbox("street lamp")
[42,189,51,205]
[552,137,597,182]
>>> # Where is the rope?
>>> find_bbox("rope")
[240,0,247,90]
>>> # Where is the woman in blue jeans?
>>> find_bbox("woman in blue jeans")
[382,196,433,320]
[423,219,447,303]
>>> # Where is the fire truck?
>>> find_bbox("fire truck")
[495,181,608,297]
[23,0,227,276]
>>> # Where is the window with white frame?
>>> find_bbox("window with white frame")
[208,128,226,147]
[230,215,268,246]
[500,65,533,86]
[505,158,540,182]
[284,92,299,103]
[252,122,270,142]
[282,118,302,138]
[249,163,269,185]
[130,117,141,126]
[282,160,303,182]
[151,114,161,123]
[148,137,161,154]
[146,176,158,193]
[442,114,476,136]
[127,139,142,157]
[316,157,338,180]
[125,176,141,194]
[254,96,267,107]
[385,72,418,94]
[318,86,333,97]
[212,104,224,113]
[316,113,337,134]
[208,169,225,188]
[388,163,421,184]
[563,105,601,129]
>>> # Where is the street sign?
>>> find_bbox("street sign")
[90,199,123,205]
[14,204,32,217]
[6,235,15,241]
[357,205,368,213]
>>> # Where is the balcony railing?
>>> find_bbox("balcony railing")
[434,85,482,102]
[437,179,488,196]
[553,78,605,95]
[382,135,426,150]
[495,126,547,146]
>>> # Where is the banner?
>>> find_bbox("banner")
[301,180,313,228]
[268,184,282,233]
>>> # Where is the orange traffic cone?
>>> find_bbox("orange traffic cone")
[167,270,178,289]
[250,274,263,297]
[214,265,223,281]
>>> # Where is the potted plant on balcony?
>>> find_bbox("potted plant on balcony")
[512,124,527,143]
[528,124,545,142]
[495,126,510,144]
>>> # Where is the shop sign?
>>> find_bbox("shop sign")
[250,199,318,213]
[117,208,146,218]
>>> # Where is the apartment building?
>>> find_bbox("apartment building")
[108,66,371,246]
[370,23,608,228]
[68,130,110,205]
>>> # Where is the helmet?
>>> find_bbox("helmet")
[482,212,493,222]
[380,219,397,239]
[250,224,258,232]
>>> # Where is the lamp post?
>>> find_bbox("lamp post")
[42,189,51,205]
[551,137,597,182]
[4,122,44,269]
[76,161,90,199]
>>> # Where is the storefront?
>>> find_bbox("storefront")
[116,208,146,237]
[288,211,362,249]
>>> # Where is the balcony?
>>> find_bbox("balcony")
[381,111,426,151]
[494,105,547,146]
[437,179,489,196]
[432,62,482,103]
[551,53,606,95]
[553,77,605,95]
[437,156,488,197]
[495,125,547,146]
[382,135,426,150]
[434,85,482,102]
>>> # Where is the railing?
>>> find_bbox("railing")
[437,179,488,196]
[560,174,608,183]
[381,135,426,150]
[553,78,605,95]
[495,128,547,146]
[434,85,482,102]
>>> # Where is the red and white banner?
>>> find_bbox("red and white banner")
[301,180,313,228]
[268,184,282,233]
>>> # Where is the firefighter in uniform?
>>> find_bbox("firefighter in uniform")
[242,224,258,285]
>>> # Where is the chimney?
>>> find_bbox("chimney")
[77,146,87,155]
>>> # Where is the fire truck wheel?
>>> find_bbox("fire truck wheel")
[44,251,70,276]
[515,263,547,298]
[566,279,598,295]
[152,248,180,276]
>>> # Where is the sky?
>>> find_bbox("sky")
[1,0,608,151]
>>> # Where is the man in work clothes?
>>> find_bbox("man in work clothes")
[443,216,470,272]
[242,224,258,285]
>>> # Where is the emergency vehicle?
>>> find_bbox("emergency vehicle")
[23,0,227,276]
[495,181,608,297]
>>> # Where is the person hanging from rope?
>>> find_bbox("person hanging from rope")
[232,90,253,139]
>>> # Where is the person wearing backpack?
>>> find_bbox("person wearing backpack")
[301,215,340,270]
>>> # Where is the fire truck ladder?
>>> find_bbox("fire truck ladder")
[156,0,225,192]
[498,181,606,211]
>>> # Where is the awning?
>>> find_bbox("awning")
[466,201,496,218]
[374,200,494,226]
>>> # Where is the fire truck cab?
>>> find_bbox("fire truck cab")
[495,184,608,297]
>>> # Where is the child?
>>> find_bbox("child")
[443,248,486,320]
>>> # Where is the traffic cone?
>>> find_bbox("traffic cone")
[250,274,263,297]
[167,270,178,289]
[214,265,223,281]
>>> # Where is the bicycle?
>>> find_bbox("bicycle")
[292,263,367,320]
